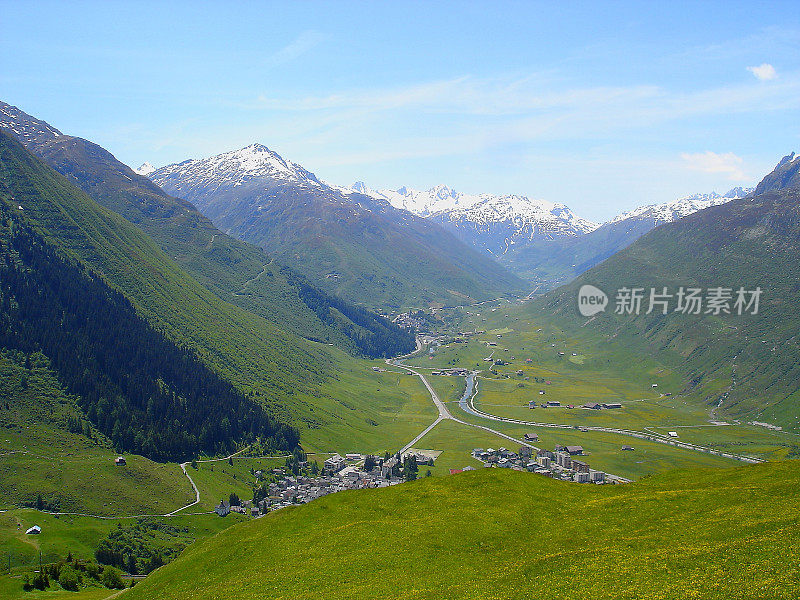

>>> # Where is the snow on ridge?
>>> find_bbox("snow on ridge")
[609,188,753,225]
[340,181,598,236]
[150,143,321,189]
[0,103,62,142]
[135,162,156,176]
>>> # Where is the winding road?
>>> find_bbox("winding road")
[390,338,763,472]
[387,352,545,455]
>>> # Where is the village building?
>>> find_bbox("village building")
[324,454,347,472]
[214,500,231,517]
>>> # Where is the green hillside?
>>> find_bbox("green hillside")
[0,349,195,515]
[0,129,438,459]
[535,181,800,429]
[0,100,413,358]
[125,461,799,600]
[1,131,301,460]
[0,128,326,414]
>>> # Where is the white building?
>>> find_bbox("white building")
[324,454,346,472]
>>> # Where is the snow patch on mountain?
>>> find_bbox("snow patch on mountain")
[0,101,62,144]
[135,162,156,176]
[610,188,753,225]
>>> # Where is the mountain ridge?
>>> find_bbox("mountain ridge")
[533,154,800,428]
[149,145,527,309]
[0,100,413,358]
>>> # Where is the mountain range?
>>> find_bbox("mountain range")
[502,187,753,289]
[149,145,526,309]
[341,181,753,290]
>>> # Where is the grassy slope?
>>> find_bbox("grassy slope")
[0,509,243,600]
[0,350,194,516]
[126,461,800,600]
[0,130,331,415]
[535,188,800,430]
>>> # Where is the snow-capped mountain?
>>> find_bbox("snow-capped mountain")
[150,144,321,196]
[609,188,752,226]
[147,144,525,307]
[134,162,156,176]
[342,183,598,256]
[502,186,756,291]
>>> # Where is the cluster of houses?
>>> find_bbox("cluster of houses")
[430,368,470,377]
[214,453,409,517]
[471,443,612,484]
[527,401,624,410]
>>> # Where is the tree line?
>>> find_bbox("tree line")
[283,266,416,357]
[0,204,298,460]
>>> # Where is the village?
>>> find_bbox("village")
[471,439,620,484]
[213,440,622,519]
[213,451,429,518]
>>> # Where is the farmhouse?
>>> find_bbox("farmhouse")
[524,433,539,442]
[26,525,41,535]
[565,445,584,455]
[603,402,622,409]
[114,456,126,466]
[583,403,602,410]
[214,500,231,517]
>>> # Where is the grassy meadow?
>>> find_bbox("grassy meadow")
[123,461,800,600]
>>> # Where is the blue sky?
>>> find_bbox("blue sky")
[1,1,799,221]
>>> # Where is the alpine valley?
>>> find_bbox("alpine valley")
[2,11,800,599]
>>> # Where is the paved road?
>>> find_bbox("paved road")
[387,355,540,455]
[391,337,762,472]
[461,374,763,464]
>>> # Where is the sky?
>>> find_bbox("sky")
[1,1,799,221]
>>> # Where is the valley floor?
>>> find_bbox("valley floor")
[3,298,798,598]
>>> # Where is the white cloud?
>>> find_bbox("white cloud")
[680,151,747,181]
[747,63,777,81]
[264,30,326,68]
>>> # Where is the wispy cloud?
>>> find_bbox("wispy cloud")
[264,30,326,68]
[680,151,747,181]
[747,63,778,81]
[224,71,800,171]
